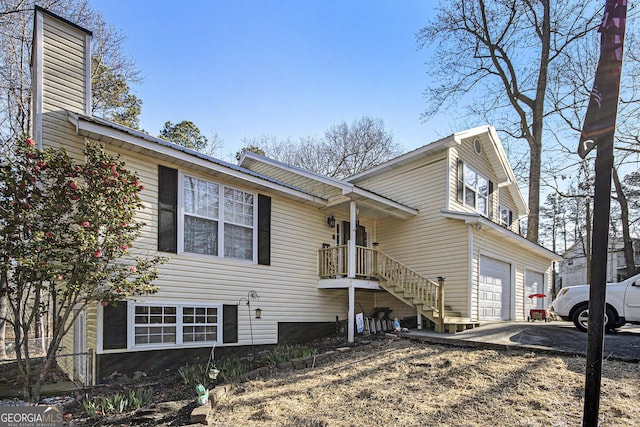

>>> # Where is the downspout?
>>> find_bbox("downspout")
[468,224,474,321]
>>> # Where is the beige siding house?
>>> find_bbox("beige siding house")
[31,8,559,383]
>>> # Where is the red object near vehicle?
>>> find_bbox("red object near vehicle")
[527,294,550,322]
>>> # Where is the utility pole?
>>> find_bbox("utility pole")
[576,1,627,426]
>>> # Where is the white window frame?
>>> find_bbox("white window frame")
[499,206,512,227]
[463,164,489,216]
[182,305,220,344]
[128,301,223,350]
[178,172,257,262]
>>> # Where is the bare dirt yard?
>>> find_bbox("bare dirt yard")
[207,337,640,427]
[6,335,639,426]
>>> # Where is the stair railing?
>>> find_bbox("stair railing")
[374,250,441,314]
[319,245,445,330]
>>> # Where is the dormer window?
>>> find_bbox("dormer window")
[464,165,489,216]
[499,206,513,228]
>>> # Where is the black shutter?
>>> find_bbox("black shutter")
[342,221,350,243]
[103,302,127,350]
[456,159,464,202]
[257,194,271,265]
[158,165,178,253]
[508,210,514,227]
[488,180,494,218]
[223,304,238,343]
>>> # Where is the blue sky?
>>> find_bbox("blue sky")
[89,0,461,159]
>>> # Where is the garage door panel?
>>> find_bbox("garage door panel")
[479,256,511,321]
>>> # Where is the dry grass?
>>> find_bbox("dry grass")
[209,338,640,427]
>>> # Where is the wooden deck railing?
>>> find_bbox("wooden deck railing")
[318,245,348,278]
[318,245,379,279]
[318,245,444,331]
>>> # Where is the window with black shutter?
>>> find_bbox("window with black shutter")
[158,165,178,253]
[223,304,238,343]
[488,181,494,219]
[257,194,271,265]
[456,158,464,202]
[103,302,127,350]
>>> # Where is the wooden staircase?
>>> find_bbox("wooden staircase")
[374,251,479,334]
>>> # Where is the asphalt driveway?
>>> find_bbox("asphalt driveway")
[403,320,640,362]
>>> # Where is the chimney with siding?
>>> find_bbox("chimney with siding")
[31,6,92,155]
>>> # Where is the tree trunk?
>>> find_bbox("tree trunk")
[525,0,550,244]
[35,310,44,354]
[526,139,542,242]
[0,294,7,360]
[613,168,637,278]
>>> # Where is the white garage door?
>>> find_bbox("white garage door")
[525,270,545,310]
[479,256,511,321]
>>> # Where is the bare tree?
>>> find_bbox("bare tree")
[417,0,599,242]
[244,117,402,179]
[322,117,401,178]
[0,0,142,149]
[613,168,640,278]
[546,6,640,271]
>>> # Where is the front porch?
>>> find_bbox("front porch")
[316,244,477,341]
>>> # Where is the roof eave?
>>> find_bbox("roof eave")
[441,209,560,260]
[345,187,419,219]
[67,112,327,207]
[346,135,457,182]
[239,150,352,192]
[239,150,418,218]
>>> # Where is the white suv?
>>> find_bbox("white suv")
[551,272,640,332]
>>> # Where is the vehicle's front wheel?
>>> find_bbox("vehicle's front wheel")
[572,305,617,332]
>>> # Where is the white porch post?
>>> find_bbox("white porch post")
[348,201,357,279]
[417,312,423,330]
[348,285,355,343]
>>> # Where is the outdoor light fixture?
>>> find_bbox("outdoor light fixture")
[326,215,336,228]
[255,307,262,319]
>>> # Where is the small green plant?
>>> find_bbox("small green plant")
[178,362,210,387]
[128,388,154,410]
[82,396,101,419]
[81,387,154,418]
[257,344,314,366]
[102,392,127,413]
[216,357,248,383]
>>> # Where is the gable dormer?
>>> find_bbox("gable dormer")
[31,6,92,150]
[450,127,526,232]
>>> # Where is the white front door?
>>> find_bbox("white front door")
[479,256,512,321]
[73,308,86,383]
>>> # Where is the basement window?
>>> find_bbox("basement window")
[131,303,222,349]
